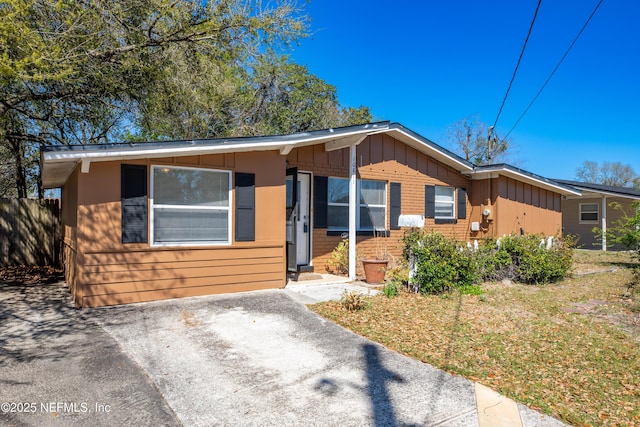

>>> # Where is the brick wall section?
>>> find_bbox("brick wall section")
[287,133,473,275]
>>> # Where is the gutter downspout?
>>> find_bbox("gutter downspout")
[349,144,357,280]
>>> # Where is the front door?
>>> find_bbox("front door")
[296,173,311,266]
[286,169,311,271]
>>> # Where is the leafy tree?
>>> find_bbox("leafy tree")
[603,202,640,257]
[445,116,509,165]
[575,161,638,188]
[1,0,367,198]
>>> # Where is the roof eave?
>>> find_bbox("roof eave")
[466,166,582,196]
[42,123,393,188]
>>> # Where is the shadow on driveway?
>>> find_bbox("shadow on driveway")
[0,279,179,426]
[95,290,480,426]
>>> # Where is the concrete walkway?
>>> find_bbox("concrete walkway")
[1,277,569,426]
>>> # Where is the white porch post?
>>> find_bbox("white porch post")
[601,195,607,251]
[348,144,357,280]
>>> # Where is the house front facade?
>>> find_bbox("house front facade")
[42,122,579,307]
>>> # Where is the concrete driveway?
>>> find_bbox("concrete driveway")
[1,279,568,426]
[0,280,179,426]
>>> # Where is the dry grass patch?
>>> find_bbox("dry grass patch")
[310,251,640,427]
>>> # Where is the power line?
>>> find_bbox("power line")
[491,0,543,132]
[503,0,604,140]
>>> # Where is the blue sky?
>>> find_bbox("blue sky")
[289,0,639,181]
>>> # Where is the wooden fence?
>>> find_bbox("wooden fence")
[0,199,61,267]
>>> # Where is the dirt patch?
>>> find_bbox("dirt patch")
[179,309,202,327]
[562,299,609,314]
[0,265,62,285]
[562,298,640,342]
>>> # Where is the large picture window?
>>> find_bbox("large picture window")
[579,203,599,223]
[151,166,231,245]
[327,177,386,231]
[435,186,455,218]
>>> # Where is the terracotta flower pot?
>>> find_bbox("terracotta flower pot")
[362,259,389,284]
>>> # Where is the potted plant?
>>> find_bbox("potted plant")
[362,230,389,284]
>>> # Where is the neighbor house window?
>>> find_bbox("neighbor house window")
[579,203,599,223]
[435,186,455,218]
[151,166,231,245]
[327,177,386,231]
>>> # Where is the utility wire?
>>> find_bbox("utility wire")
[503,0,604,140]
[491,0,543,132]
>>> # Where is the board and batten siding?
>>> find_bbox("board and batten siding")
[286,133,473,275]
[68,151,286,307]
[494,176,562,237]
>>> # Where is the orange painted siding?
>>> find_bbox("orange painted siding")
[68,151,287,307]
[493,176,562,237]
[60,133,567,306]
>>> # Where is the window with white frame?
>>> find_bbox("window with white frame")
[360,180,386,230]
[327,177,386,231]
[435,186,455,218]
[579,203,599,223]
[151,166,231,245]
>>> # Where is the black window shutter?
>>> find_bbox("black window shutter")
[390,182,401,230]
[457,187,467,219]
[314,175,328,228]
[121,164,148,243]
[235,173,255,242]
[425,185,435,218]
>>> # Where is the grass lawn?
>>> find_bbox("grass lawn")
[309,250,640,427]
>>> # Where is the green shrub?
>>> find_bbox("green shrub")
[406,230,479,294]
[382,265,407,297]
[402,230,574,295]
[382,282,400,298]
[496,234,573,284]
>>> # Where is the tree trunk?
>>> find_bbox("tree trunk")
[11,138,27,198]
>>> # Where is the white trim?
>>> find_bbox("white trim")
[349,144,357,281]
[467,166,581,196]
[578,202,599,224]
[324,134,368,152]
[326,177,387,231]
[150,165,232,247]
[280,144,294,155]
[601,196,607,251]
[305,171,314,267]
[358,179,387,231]
[434,185,456,219]
[43,127,389,163]
[80,160,90,173]
[297,171,313,266]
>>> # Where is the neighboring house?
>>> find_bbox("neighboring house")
[41,122,579,307]
[556,179,640,250]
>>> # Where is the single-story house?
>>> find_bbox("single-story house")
[41,122,580,307]
[556,179,640,250]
